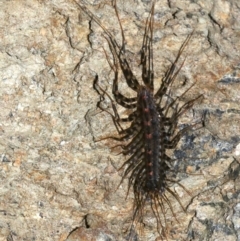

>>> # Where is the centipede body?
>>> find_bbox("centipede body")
[76,0,203,239]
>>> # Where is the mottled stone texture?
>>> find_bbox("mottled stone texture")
[0,0,239,240]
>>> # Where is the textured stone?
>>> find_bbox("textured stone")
[0,0,240,240]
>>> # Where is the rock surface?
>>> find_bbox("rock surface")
[0,0,240,240]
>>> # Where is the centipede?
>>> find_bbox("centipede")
[75,0,204,240]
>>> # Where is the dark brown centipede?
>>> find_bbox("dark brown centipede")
[76,0,204,239]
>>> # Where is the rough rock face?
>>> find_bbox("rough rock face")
[0,0,240,240]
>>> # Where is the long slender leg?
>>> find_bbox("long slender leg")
[102,37,137,109]
[171,94,203,120]
[93,75,124,133]
[163,81,203,119]
[154,33,193,100]
[93,76,142,141]
[75,0,140,91]
[140,0,155,90]
[161,93,203,148]
[164,119,202,149]
[111,0,140,91]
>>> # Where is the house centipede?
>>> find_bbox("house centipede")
[76,0,204,240]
